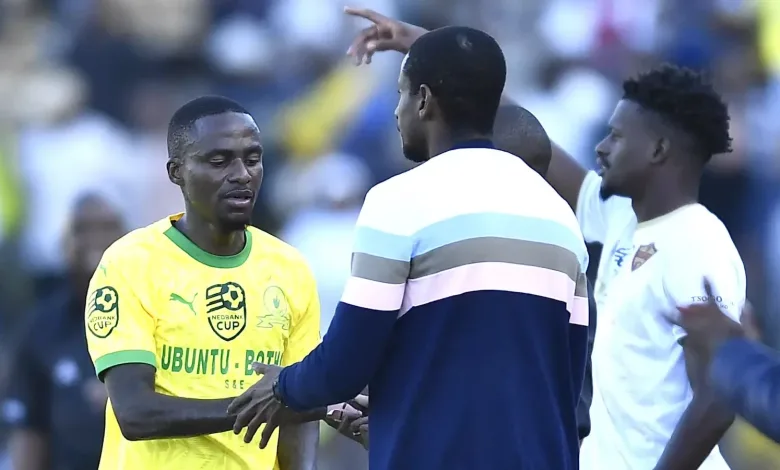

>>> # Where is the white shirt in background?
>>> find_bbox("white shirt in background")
[577,171,746,470]
[281,208,361,337]
[18,112,134,273]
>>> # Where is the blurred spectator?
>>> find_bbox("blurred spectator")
[16,67,133,294]
[125,80,184,229]
[279,152,371,331]
[1,192,126,470]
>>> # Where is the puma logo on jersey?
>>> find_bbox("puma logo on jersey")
[170,293,198,315]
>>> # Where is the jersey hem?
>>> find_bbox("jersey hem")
[94,349,157,380]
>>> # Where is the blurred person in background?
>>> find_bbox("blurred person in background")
[279,152,371,332]
[16,67,133,298]
[125,80,185,229]
[1,192,126,470]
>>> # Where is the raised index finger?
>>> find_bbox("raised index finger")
[344,6,387,25]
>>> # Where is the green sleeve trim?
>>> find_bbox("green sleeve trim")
[94,349,157,380]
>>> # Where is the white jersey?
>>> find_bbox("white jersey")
[577,171,745,470]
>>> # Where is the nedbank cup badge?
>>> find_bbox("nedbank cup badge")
[205,282,247,341]
[631,243,658,271]
[87,286,119,338]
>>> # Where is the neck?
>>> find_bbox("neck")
[176,212,246,256]
[427,127,493,159]
[632,172,699,223]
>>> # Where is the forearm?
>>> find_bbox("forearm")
[278,422,320,470]
[653,392,734,470]
[116,393,236,441]
[710,339,780,442]
[278,302,397,410]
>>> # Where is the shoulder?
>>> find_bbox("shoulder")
[355,175,413,233]
[100,219,173,275]
[659,206,746,299]
[665,205,743,268]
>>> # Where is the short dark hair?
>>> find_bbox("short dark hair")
[622,64,732,161]
[167,96,251,159]
[403,26,506,134]
[493,105,551,176]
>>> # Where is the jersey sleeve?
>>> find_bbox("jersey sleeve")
[662,248,746,342]
[575,170,632,244]
[276,183,413,410]
[85,250,157,381]
[282,261,322,366]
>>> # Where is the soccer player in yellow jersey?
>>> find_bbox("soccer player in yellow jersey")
[84,96,323,470]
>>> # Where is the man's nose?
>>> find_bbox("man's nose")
[595,140,609,160]
[228,160,251,184]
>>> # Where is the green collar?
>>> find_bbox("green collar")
[163,224,252,269]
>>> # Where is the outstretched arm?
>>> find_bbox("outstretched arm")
[104,364,236,440]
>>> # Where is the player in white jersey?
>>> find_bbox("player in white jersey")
[546,65,745,470]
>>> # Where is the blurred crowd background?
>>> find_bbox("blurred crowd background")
[0,0,779,469]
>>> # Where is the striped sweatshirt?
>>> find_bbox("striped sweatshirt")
[278,141,589,470]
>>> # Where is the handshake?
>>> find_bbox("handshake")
[323,395,370,449]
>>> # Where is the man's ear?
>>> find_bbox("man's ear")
[418,84,432,121]
[167,158,184,186]
[651,137,670,164]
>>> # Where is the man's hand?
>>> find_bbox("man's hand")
[349,416,370,449]
[344,6,428,64]
[323,395,370,449]
[671,279,745,361]
[228,363,304,448]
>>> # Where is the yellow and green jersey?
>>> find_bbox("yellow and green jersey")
[85,214,321,470]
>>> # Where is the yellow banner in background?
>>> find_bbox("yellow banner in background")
[758,0,780,75]
[277,62,377,161]
[0,132,23,237]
